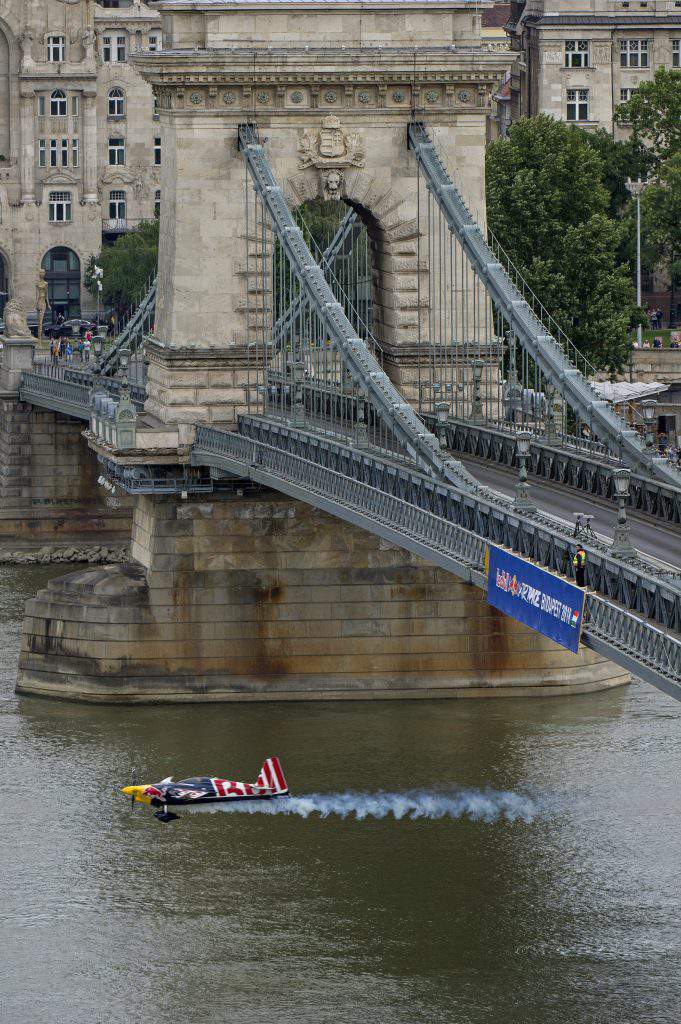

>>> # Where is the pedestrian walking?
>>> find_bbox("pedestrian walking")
[83,333,91,363]
[65,342,73,363]
[51,338,59,366]
[573,546,587,588]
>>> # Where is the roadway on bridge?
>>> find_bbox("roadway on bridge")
[460,455,681,572]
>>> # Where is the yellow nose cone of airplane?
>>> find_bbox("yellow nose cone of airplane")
[121,785,152,805]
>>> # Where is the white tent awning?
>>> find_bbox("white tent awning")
[590,380,668,404]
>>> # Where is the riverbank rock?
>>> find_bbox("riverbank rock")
[0,544,129,566]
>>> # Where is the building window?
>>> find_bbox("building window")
[673,41,680,68]
[566,88,589,122]
[61,138,69,168]
[50,89,67,117]
[71,95,79,117]
[108,137,125,166]
[108,88,126,118]
[38,96,45,117]
[154,189,161,218]
[49,139,58,168]
[153,95,159,119]
[48,192,72,223]
[154,136,161,165]
[109,190,126,221]
[71,139,79,168]
[564,40,589,68]
[148,34,161,52]
[620,39,649,68]
[47,35,65,63]
[620,88,636,102]
[38,140,46,168]
[103,34,127,63]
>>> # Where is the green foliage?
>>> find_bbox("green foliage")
[613,67,681,163]
[486,115,638,372]
[641,153,681,284]
[580,129,652,216]
[84,219,159,314]
[295,199,348,251]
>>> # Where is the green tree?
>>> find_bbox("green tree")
[85,218,159,315]
[641,153,681,287]
[486,115,638,371]
[580,128,651,217]
[613,67,681,164]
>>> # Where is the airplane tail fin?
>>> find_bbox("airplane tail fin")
[255,756,288,794]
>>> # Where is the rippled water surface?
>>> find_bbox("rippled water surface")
[2,564,680,1024]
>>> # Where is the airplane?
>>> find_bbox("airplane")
[121,756,289,822]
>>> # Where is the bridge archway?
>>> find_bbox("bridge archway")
[41,247,81,322]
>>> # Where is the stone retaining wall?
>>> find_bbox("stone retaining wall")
[17,491,629,703]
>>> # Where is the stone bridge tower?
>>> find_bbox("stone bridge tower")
[135,0,511,444]
[16,2,629,702]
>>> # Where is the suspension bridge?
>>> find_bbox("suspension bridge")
[8,0,681,703]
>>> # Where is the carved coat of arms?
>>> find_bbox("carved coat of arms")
[298,115,365,170]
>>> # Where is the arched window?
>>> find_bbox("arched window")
[154,190,161,218]
[109,190,126,221]
[50,89,66,117]
[108,88,125,118]
[41,247,81,320]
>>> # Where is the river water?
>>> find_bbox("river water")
[2,564,680,1024]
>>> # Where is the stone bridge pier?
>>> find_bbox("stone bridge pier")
[17,489,628,702]
[0,338,131,545]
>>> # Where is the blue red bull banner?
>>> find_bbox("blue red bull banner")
[486,546,585,654]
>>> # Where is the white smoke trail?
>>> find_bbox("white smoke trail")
[186,789,541,824]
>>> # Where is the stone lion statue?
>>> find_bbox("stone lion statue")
[3,298,33,339]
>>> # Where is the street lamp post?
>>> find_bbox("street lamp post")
[611,467,637,559]
[642,398,658,450]
[434,401,449,446]
[471,359,484,424]
[514,430,536,513]
[544,383,557,443]
[354,388,369,449]
[292,359,305,426]
[626,177,646,349]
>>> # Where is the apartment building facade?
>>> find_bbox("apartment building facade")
[0,0,162,321]
[507,1,681,132]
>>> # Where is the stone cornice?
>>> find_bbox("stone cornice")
[134,47,511,90]
[157,0,490,10]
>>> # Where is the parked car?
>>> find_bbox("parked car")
[43,318,97,339]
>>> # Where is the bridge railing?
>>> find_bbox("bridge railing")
[237,414,681,630]
[192,423,681,700]
[423,414,681,525]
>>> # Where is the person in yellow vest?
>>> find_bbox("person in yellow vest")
[573,546,586,588]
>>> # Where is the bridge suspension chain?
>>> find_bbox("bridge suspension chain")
[237,122,480,490]
[407,121,680,489]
